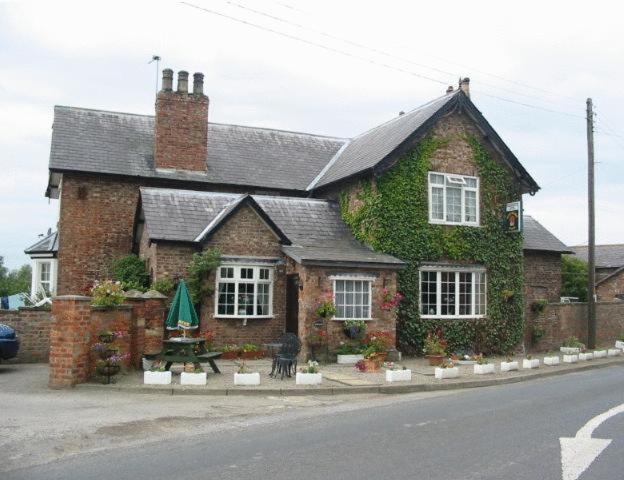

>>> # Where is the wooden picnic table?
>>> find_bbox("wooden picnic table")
[155,337,222,374]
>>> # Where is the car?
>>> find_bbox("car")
[0,323,20,361]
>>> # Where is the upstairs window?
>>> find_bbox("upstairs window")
[38,261,52,295]
[428,172,479,226]
[215,266,273,318]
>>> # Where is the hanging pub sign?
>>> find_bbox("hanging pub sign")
[505,201,522,232]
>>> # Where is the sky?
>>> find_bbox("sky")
[1,0,622,269]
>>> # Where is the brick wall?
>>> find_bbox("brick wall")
[57,173,140,295]
[528,302,624,351]
[199,205,287,346]
[0,308,51,362]
[597,270,624,301]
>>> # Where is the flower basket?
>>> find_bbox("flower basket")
[563,354,578,363]
[426,354,445,366]
[98,333,115,343]
[144,371,172,385]
[543,356,560,366]
[593,350,607,358]
[608,348,620,357]
[221,351,239,360]
[296,372,322,385]
[385,369,411,382]
[343,325,363,340]
[434,367,459,379]
[363,359,380,372]
[96,364,121,376]
[473,363,495,375]
[578,352,593,361]
[522,358,540,369]
[500,361,519,372]
[234,372,260,386]
[180,372,207,386]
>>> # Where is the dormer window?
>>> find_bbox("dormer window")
[428,172,479,226]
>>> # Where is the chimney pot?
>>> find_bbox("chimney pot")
[459,77,470,97]
[161,68,173,91]
[446,85,454,94]
[193,72,204,95]
[177,70,189,93]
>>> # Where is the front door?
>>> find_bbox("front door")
[286,274,299,334]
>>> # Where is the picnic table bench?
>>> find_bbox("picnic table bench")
[150,338,222,374]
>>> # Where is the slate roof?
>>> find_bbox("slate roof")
[48,106,346,194]
[48,90,539,197]
[522,216,571,253]
[140,188,404,267]
[570,244,624,268]
[24,230,58,255]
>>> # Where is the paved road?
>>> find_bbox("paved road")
[6,365,624,480]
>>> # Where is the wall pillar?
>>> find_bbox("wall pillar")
[142,290,167,355]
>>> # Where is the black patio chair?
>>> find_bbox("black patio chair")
[269,333,301,379]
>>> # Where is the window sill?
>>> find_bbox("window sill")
[331,318,375,322]
[421,315,486,320]
[428,220,480,227]
[214,315,274,320]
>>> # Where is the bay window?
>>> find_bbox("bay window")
[428,172,479,226]
[215,265,273,318]
[420,268,486,318]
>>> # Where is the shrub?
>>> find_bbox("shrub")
[150,278,175,296]
[187,249,221,303]
[335,342,363,355]
[91,280,125,307]
[112,255,149,291]
[423,331,447,356]
[562,336,585,349]
[561,255,588,302]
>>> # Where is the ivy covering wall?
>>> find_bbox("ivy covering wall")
[340,135,524,355]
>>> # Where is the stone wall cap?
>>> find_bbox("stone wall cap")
[142,290,168,299]
[52,295,91,301]
[91,304,134,311]
[123,290,145,298]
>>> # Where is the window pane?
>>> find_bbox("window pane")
[238,283,254,315]
[475,272,487,315]
[465,190,477,223]
[420,271,437,315]
[465,177,477,188]
[218,282,235,315]
[220,267,234,279]
[441,272,456,315]
[431,187,444,220]
[430,173,444,185]
[259,268,269,280]
[335,280,345,293]
[459,272,472,315]
[240,268,253,279]
[257,283,270,315]
[446,187,462,222]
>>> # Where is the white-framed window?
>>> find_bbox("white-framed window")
[333,278,373,320]
[419,268,486,318]
[215,265,273,318]
[39,262,52,294]
[428,172,479,226]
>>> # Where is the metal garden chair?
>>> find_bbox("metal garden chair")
[269,333,301,379]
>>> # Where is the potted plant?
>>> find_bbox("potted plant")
[593,349,607,358]
[362,330,393,370]
[241,343,263,359]
[343,319,366,340]
[296,361,322,385]
[335,342,364,364]
[385,362,411,382]
[473,354,495,375]
[423,331,447,366]
[180,365,207,385]
[315,291,337,319]
[607,348,620,357]
[97,329,123,343]
[219,344,240,360]
[578,351,594,361]
[144,363,172,385]
[560,336,584,354]
[615,335,624,350]
[500,354,519,372]
[563,353,579,363]
[233,361,260,386]
[522,354,540,369]
[434,360,459,379]
[543,352,561,365]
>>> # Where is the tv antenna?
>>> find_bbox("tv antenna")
[148,55,161,94]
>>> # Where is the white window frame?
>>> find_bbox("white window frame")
[30,258,57,297]
[428,171,480,226]
[214,265,274,319]
[331,276,374,321]
[419,267,487,319]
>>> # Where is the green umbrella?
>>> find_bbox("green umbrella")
[165,280,199,333]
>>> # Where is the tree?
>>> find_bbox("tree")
[0,257,32,297]
[561,255,588,302]
[112,254,150,291]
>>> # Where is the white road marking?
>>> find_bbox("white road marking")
[560,402,624,480]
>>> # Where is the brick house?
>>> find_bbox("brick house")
[571,244,624,301]
[44,69,559,352]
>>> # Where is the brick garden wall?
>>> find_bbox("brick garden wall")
[597,271,624,302]
[528,301,624,351]
[0,308,52,362]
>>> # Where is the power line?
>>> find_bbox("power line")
[182,1,586,120]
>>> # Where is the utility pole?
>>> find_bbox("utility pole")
[586,98,596,349]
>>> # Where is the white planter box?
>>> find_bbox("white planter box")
[563,354,578,363]
[144,371,172,385]
[615,340,624,350]
[296,373,322,385]
[523,359,540,369]
[337,354,364,364]
[234,372,260,386]
[385,369,412,382]
[180,372,207,385]
[593,350,607,358]
[560,347,581,354]
[473,363,495,375]
[578,352,593,361]
[500,361,519,372]
[434,367,459,379]
[607,349,620,357]
[543,356,560,366]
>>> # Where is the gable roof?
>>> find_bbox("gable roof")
[308,90,539,194]
[48,90,538,197]
[523,216,571,253]
[47,106,346,196]
[139,188,404,268]
[24,230,58,256]
[570,244,624,268]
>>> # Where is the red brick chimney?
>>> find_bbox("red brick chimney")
[154,69,208,171]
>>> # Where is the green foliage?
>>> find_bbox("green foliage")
[91,280,125,307]
[561,255,588,301]
[150,278,175,296]
[562,336,585,349]
[0,257,32,296]
[187,248,221,303]
[112,255,149,291]
[531,299,548,313]
[340,135,524,355]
